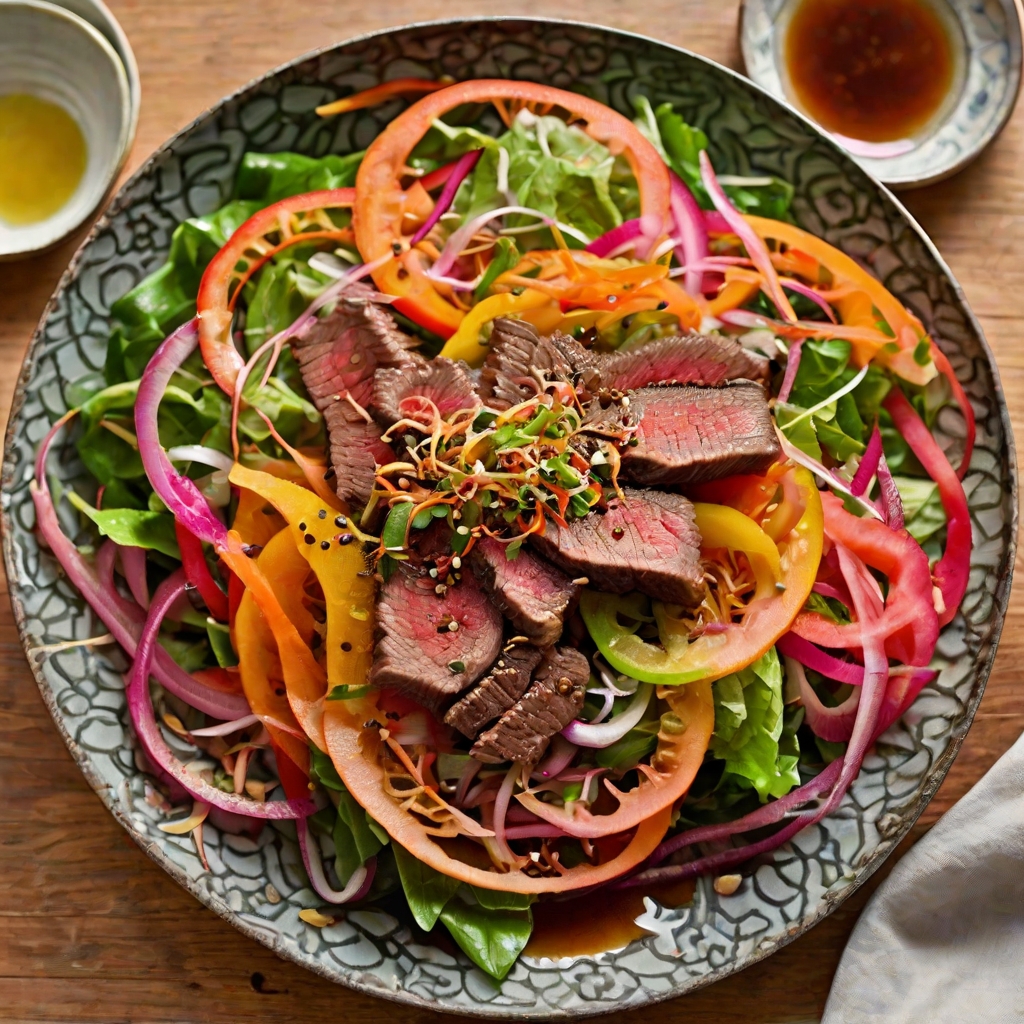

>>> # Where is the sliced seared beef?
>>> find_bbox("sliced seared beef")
[530,487,705,606]
[471,647,589,764]
[598,333,770,391]
[613,382,781,486]
[372,357,480,428]
[469,536,580,647]
[290,283,421,507]
[370,567,503,715]
[478,318,597,409]
[444,642,543,739]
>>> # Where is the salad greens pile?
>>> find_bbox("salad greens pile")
[52,89,958,978]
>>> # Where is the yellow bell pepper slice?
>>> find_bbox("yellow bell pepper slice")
[439,288,557,365]
[228,465,375,723]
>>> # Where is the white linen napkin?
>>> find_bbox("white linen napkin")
[822,730,1024,1023]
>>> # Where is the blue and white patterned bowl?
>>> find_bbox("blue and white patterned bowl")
[740,0,1024,189]
[1,18,1016,1018]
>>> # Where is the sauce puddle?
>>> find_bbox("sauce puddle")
[525,879,696,959]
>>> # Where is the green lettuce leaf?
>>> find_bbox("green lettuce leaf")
[439,899,533,981]
[67,491,180,558]
[709,648,800,802]
[234,150,363,203]
[893,475,947,542]
[105,151,363,386]
[419,113,638,246]
[779,339,892,464]
[393,843,462,932]
[641,98,794,219]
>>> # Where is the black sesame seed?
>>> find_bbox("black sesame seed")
[320,540,331,551]
[335,515,348,528]
[304,534,315,545]
[339,533,354,545]
[318,509,327,520]
[341,641,353,652]
[298,522,307,532]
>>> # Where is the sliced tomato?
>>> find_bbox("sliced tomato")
[197,189,356,394]
[792,489,940,665]
[582,467,823,686]
[323,694,671,893]
[516,679,714,839]
[354,79,672,338]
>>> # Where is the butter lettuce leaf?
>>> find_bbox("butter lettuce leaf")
[709,648,800,802]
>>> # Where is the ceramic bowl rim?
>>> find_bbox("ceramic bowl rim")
[0,0,134,259]
[2,16,1017,1017]
[41,0,143,159]
[737,0,1024,189]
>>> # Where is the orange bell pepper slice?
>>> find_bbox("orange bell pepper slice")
[228,464,375,733]
[743,216,938,386]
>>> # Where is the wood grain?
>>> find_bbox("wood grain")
[0,2,1020,1021]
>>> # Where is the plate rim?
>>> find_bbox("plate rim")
[2,15,1018,1018]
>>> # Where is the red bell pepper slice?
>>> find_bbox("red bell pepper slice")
[884,387,971,626]
[174,520,230,622]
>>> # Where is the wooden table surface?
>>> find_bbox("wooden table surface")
[1,1,1022,1021]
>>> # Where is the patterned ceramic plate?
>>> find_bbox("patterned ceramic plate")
[740,0,1024,189]
[1,18,1016,1018]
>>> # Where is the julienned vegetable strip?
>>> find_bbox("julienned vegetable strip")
[883,388,971,627]
[410,148,482,245]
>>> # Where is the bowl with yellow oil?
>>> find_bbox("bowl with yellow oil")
[0,0,132,259]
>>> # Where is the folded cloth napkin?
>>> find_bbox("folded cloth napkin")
[822,731,1024,1023]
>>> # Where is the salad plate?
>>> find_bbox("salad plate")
[1,17,1016,1018]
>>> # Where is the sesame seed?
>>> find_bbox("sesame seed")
[448,621,460,632]
[451,556,462,569]
[320,540,331,550]
[299,522,307,532]
[335,515,348,528]
[429,567,439,578]
[339,533,353,545]
[304,534,315,545]
[318,509,327,520]
[456,525,469,535]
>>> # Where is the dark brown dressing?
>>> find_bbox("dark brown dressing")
[524,879,696,959]
[784,0,956,143]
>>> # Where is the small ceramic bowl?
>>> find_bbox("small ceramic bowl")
[740,0,1024,188]
[0,0,132,259]
[45,0,141,156]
